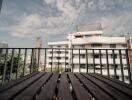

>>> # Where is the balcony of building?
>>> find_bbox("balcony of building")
[0,48,132,100]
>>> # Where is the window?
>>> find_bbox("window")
[65,57,68,59]
[93,54,100,58]
[111,64,118,68]
[57,51,61,54]
[81,54,85,58]
[49,62,52,65]
[65,45,68,48]
[111,54,117,58]
[80,45,85,48]
[122,44,126,48]
[91,44,102,47]
[80,64,86,68]
[75,35,83,38]
[50,51,52,54]
[66,51,68,54]
[49,57,52,59]
[110,44,116,48]
[56,57,61,59]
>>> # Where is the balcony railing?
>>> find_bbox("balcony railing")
[0,48,132,85]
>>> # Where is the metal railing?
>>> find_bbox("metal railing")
[0,48,132,85]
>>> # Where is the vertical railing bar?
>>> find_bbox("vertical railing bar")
[30,49,33,74]
[0,48,2,63]
[86,49,88,73]
[79,49,80,73]
[106,49,110,77]
[58,49,60,72]
[2,49,8,85]
[9,49,15,81]
[65,49,66,72]
[112,49,117,79]
[119,49,124,82]
[16,49,21,79]
[126,49,132,84]
[44,48,47,72]
[99,49,102,75]
[93,49,95,73]
[23,49,27,76]
[38,49,40,70]
[72,49,73,72]
[51,49,53,72]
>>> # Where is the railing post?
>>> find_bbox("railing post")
[37,49,40,70]
[44,48,47,72]
[119,49,124,82]
[2,49,8,84]
[71,49,73,72]
[65,49,66,72]
[51,49,53,72]
[58,49,60,72]
[106,49,110,77]
[0,48,2,63]
[23,49,27,76]
[99,49,102,75]
[126,49,132,84]
[93,49,95,73]
[112,49,117,79]
[86,49,88,73]
[30,49,33,74]
[9,49,15,81]
[79,49,80,73]
[16,49,21,79]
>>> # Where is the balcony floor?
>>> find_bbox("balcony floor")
[0,72,132,100]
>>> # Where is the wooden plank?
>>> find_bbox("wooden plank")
[37,73,59,100]
[0,72,39,92]
[57,73,73,100]
[68,73,92,100]
[89,73,132,98]
[0,72,44,100]
[75,73,113,100]
[91,73,132,89]
[13,72,52,100]
[82,74,131,100]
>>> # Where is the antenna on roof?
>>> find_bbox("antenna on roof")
[98,23,102,30]
[76,25,79,32]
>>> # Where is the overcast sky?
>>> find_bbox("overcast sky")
[0,0,132,47]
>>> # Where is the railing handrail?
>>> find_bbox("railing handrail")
[0,48,131,50]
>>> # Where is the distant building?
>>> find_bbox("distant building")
[35,33,42,48]
[35,33,43,71]
[0,42,8,54]
[125,34,132,76]
[47,29,131,83]
[0,0,3,12]
[0,42,8,48]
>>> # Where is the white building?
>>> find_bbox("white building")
[48,30,132,82]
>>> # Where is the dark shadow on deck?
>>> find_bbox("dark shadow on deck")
[0,72,132,100]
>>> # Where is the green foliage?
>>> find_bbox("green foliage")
[0,50,23,80]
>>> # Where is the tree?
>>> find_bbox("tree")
[0,50,23,81]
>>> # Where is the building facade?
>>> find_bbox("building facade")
[48,30,131,83]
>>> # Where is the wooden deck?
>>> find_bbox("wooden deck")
[0,72,132,100]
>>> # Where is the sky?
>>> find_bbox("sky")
[0,0,132,47]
